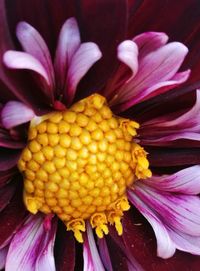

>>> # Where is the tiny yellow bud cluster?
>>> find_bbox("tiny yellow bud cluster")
[18,94,151,242]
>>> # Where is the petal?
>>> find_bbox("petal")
[66,42,102,105]
[0,148,21,171]
[112,42,188,108]
[0,245,8,270]
[128,190,176,259]
[35,218,57,271]
[133,32,169,59]
[148,147,200,167]
[1,101,35,129]
[98,238,113,271]
[54,17,81,92]
[117,40,139,77]
[167,227,200,255]
[16,21,55,89]
[0,182,16,212]
[0,182,26,248]
[83,222,105,271]
[117,70,190,112]
[6,215,56,271]
[143,165,200,195]
[3,50,51,89]
[54,222,75,271]
[134,183,200,237]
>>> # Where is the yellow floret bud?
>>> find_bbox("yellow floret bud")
[18,93,151,243]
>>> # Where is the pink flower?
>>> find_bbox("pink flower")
[0,1,200,271]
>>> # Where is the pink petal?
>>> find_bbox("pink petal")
[117,40,139,77]
[6,215,56,271]
[66,42,102,105]
[128,190,176,259]
[0,245,8,270]
[83,222,105,271]
[133,32,169,59]
[16,21,55,89]
[1,101,35,129]
[142,166,200,195]
[54,17,81,91]
[167,227,200,255]
[3,50,51,87]
[134,183,200,236]
[112,42,188,108]
[98,238,113,271]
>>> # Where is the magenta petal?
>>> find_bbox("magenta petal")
[16,21,55,89]
[6,215,56,271]
[83,222,105,271]
[143,166,200,195]
[1,101,35,129]
[0,245,8,270]
[117,40,138,77]
[134,183,200,237]
[54,17,80,92]
[66,42,102,104]
[35,218,57,271]
[128,190,176,259]
[133,32,169,59]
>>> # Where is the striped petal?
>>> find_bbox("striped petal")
[142,165,200,195]
[83,222,105,271]
[140,89,200,145]
[128,190,176,259]
[6,215,56,271]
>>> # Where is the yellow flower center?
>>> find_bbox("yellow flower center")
[18,94,151,242]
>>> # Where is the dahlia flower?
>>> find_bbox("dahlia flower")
[0,1,200,270]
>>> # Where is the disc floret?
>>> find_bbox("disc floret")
[18,94,151,242]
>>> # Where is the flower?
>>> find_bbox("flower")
[0,1,200,270]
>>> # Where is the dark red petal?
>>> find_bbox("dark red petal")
[75,0,128,100]
[0,181,16,212]
[0,168,17,189]
[105,235,129,271]
[147,146,200,167]
[0,177,27,248]
[122,208,200,271]
[0,148,21,171]
[54,222,75,271]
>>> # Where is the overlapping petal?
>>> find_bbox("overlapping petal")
[140,89,200,146]
[6,215,57,271]
[128,166,200,258]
